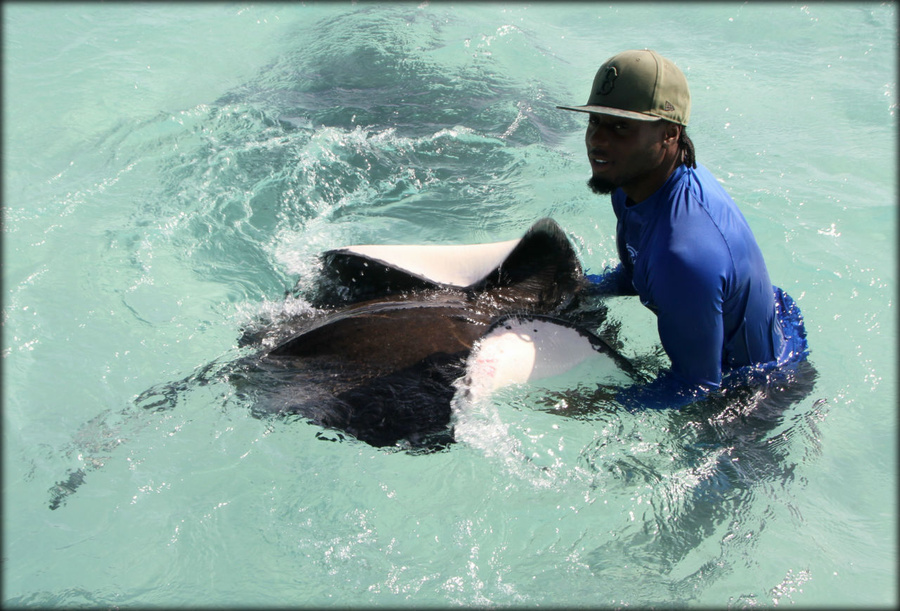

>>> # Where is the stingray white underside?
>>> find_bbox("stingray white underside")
[338,238,522,287]
[460,317,634,404]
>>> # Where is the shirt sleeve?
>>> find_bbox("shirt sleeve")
[648,247,726,388]
[583,263,638,297]
[612,254,725,410]
[615,369,713,410]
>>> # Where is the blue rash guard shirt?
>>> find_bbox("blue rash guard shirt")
[586,162,809,406]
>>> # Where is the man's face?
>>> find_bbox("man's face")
[584,114,672,200]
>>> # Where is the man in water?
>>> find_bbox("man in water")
[557,49,808,407]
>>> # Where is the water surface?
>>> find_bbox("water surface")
[3,3,896,607]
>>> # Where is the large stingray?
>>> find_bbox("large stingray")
[48,218,635,510]
[227,217,635,448]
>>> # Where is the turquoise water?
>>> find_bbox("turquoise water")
[3,2,896,607]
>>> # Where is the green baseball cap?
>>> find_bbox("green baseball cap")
[557,49,690,126]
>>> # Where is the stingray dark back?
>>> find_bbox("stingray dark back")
[246,218,585,447]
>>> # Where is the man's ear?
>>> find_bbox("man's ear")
[662,122,681,146]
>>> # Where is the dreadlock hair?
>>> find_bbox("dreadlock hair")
[678,128,697,169]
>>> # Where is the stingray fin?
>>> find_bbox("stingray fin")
[309,218,581,307]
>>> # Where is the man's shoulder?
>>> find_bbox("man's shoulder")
[682,163,733,200]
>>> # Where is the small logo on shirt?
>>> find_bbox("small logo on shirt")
[626,244,638,264]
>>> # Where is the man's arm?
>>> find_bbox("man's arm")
[583,262,638,297]
[613,252,725,410]
[653,252,726,388]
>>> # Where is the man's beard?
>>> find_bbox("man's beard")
[587,175,616,195]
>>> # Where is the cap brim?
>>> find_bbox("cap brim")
[555,104,661,122]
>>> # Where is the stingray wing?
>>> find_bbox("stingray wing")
[310,217,582,310]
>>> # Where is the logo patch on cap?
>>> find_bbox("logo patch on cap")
[664,101,675,111]
[598,66,617,95]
